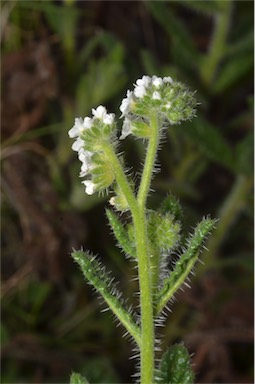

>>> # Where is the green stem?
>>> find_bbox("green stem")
[138,113,160,208]
[104,115,160,383]
[103,143,137,213]
[136,112,159,384]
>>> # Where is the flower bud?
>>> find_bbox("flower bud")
[147,211,181,253]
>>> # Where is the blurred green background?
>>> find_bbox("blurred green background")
[1,1,253,383]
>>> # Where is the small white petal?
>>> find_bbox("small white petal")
[79,161,91,177]
[163,76,173,84]
[92,105,107,119]
[165,102,171,109]
[103,113,115,125]
[120,118,132,140]
[136,75,151,88]
[68,117,84,138]
[78,149,92,163]
[152,76,163,88]
[134,85,146,98]
[83,117,93,129]
[72,137,84,152]
[152,91,161,100]
[120,90,133,117]
[82,180,96,195]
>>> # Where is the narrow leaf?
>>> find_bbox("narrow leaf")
[146,2,201,74]
[72,250,141,345]
[177,0,221,15]
[106,209,136,257]
[156,217,217,315]
[156,344,194,383]
[70,372,89,384]
[183,117,234,170]
[212,54,253,93]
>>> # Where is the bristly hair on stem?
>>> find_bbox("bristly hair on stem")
[68,75,216,384]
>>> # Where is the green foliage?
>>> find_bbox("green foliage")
[184,117,234,168]
[70,372,89,384]
[156,344,195,384]
[156,217,217,315]
[72,249,141,345]
[106,209,136,257]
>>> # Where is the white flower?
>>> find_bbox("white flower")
[92,105,107,120]
[103,113,115,125]
[83,116,93,129]
[78,149,91,163]
[165,102,171,109]
[163,76,173,84]
[120,118,132,140]
[68,118,84,138]
[82,180,96,195]
[80,161,92,177]
[152,91,161,100]
[120,90,134,117]
[78,150,93,177]
[152,76,163,88]
[68,117,92,138]
[134,85,147,98]
[136,75,151,88]
[72,137,84,152]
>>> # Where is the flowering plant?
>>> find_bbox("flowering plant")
[69,76,216,384]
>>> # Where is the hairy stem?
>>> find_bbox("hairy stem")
[104,115,160,383]
[138,113,160,208]
[136,112,160,384]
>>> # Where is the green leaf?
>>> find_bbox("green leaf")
[156,344,194,383]
[235,132,254,176]
[106,209,136,258]
[183,117,234,170]
[213,54,253,93]
[72,250,141,345]
[156,217,217,315]
[177,0,222,15]
[76,43,126,115]
[146,2,201,75]
[70,372,89,384]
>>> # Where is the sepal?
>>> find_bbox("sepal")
[131,118,152,139]
[90,152,115,191]
[81,120,116,152]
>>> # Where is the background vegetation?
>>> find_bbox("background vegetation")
[1,1,253,383]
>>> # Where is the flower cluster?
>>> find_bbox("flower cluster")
[68,106,116,195]
[69,75,197,196]
[119,75,196,139]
